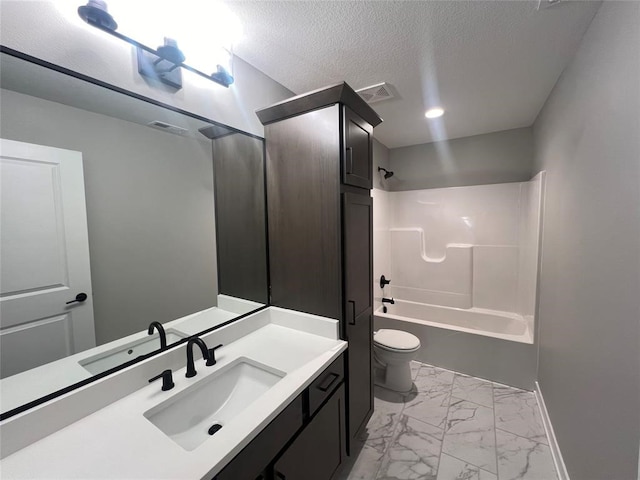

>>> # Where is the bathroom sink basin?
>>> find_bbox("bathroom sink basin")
[144,357,286,451]
[79,330,187,375]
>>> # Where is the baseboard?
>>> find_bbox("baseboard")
[535,381,570,480]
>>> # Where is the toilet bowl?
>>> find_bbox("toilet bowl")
[373,329,421,393]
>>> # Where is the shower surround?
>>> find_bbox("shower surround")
[373,173,544,388]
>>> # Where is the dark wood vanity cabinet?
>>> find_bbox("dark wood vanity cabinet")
[214,395,304,480]
[214,354,346,480]
[273,384,346,480]
[257,82,382,452]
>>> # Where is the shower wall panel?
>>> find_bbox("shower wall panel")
[373,177,544,320]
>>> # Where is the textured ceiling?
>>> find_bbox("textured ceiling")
[228,0,601,148]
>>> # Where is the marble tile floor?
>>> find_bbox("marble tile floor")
[336,362,558,480]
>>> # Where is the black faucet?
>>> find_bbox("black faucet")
[185,337,211,378]
[382,297,395,305]
[148,321,167,350]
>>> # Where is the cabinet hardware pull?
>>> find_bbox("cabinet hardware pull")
[346,147,353,174]
[348,300,356,325]
[317,372,339,392]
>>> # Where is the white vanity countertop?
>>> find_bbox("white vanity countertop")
[0,307,347,479]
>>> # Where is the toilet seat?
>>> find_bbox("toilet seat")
[374,329,420,352]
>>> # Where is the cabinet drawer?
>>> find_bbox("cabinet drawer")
[308,354,344,417]
[215,394,304,480]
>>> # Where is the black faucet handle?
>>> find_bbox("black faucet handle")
[380,275,391,289]
[149,369,174,391]
[206,344,224,366]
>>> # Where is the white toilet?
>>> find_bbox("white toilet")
[373,329,421,393]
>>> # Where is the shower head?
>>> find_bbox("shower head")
[378,167,394,179]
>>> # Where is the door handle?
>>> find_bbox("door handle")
[348,300,356,325]
[66,293,88,304]
[346,147,353,174]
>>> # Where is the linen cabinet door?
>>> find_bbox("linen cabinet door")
[264,105,342,320]
[342,107,373,189]
[342,192,373,445]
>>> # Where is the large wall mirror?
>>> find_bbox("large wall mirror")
[0,49,268,416]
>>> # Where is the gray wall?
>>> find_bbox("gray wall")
[532,2,640,479]
[372,138,391,191]
[387,127,534,191]
[2,89,219,345]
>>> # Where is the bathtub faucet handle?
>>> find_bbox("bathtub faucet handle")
[382,297,395,305]
[380,275,391,289]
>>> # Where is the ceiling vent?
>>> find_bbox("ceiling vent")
[147,121,189,136]
[356,82,395,104]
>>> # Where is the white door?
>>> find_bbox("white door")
[0,139,95,379]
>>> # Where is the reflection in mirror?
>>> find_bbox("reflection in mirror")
[0,51,267,414]
[204,127,268,304]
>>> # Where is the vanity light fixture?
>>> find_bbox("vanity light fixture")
[77,0,234,89]
[425,107,445,119]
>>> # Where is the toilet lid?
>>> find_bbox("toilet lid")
[374,329,420,350]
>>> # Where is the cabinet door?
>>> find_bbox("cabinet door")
[214,395,304,480]
[273,384,346,480]
[342,192,373,444]
[342,107,373,189]
[265,105,342,320]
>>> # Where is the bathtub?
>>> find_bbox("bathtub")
[375,300,532,344]
[374,299,536,389]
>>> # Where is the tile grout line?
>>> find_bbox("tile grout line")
[442,450,498,477]
[434,370,458,479]
[494,427,549,446]
[492,380,500,480]
[449,394,494,410]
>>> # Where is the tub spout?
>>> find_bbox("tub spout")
[382,297,395,305]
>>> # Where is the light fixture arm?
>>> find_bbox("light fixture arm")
[78,3,234,88]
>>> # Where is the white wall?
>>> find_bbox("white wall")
[0,1,293,137]
[533,2,640,479]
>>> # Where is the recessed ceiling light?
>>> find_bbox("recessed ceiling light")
[425,107,444,119]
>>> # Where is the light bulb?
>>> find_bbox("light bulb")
[425,107,445,119]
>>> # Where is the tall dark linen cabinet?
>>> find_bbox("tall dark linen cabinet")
[257,83,382,449]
